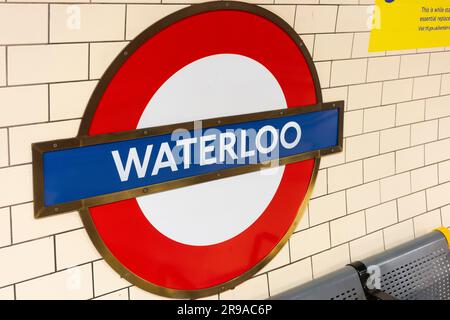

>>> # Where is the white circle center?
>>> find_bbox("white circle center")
[137,54,287,246]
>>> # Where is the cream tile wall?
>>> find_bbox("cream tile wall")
[0,0,449,300]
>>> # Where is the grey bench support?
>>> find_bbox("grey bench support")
[270,228,450,300]
[270,265,367,300]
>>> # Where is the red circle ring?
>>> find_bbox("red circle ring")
[78,1,322,299]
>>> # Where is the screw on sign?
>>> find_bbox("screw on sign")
[31,1,344,298]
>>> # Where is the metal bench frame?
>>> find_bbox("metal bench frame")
[270,228,450,300]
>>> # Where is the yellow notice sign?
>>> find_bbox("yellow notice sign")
[369,0,450,52]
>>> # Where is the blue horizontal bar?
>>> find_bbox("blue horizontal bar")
[43,109,339,206]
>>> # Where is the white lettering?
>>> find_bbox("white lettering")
[200,135,216,166]
[111,145,153,182]
[240,129,255,158]
[152,142,178,176]
[176,137,197,169]
[280,121,302,149]
[219,131,238,163]
[255,125,278,154]
[112,121,303,181]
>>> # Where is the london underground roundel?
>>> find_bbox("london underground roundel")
[32,1,344,298]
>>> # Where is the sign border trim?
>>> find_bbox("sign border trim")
[30,0,343,299]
